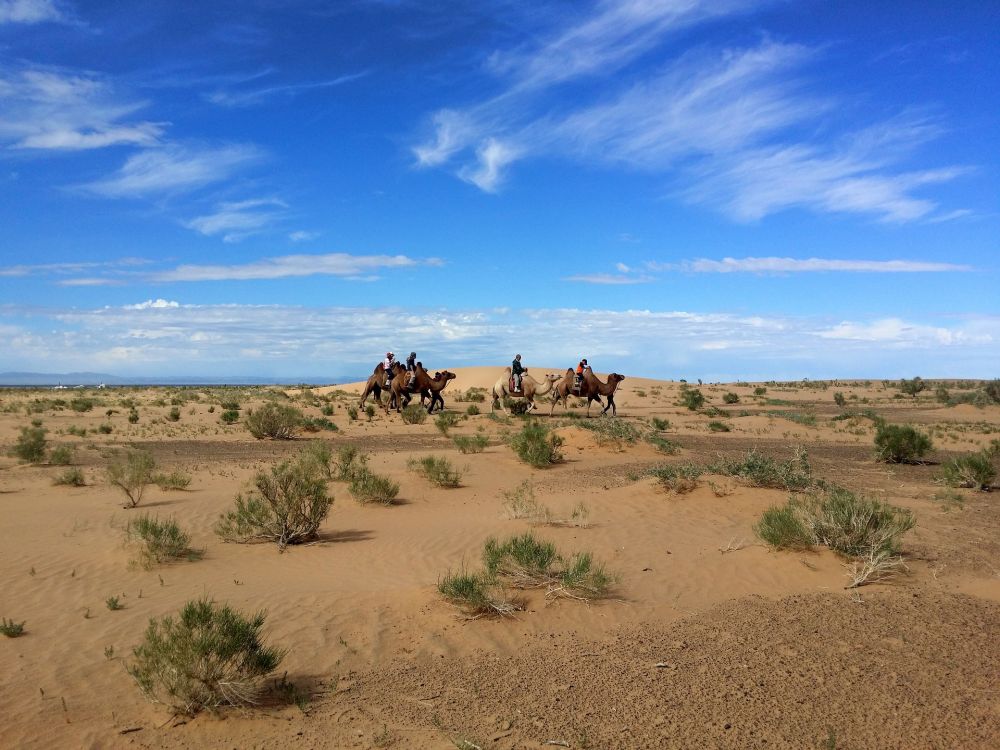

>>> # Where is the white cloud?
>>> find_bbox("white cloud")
[0,0,64,23]
[184,198,287,242]
[650,257,973,273]
[81,143,263,197]
[149,252,440,282]
[3,303,995,379]
[123,299,180,310]
[289,230,319,242]
[564,273,654,284]
[411,3,965,222]
[0,67,164,151]
[205,72,368,108]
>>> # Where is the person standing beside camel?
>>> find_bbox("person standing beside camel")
[511,354,525,393]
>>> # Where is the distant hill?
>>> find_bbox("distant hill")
[0,371,362,386]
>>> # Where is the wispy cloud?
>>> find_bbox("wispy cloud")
[412,2,965,222]
[0,66,164,151]
[205,72,369,108]
[80,143,263,198]
[149,252,441,282]
[184,198,287,242]
[289,230,320,242]
[3,302,996,379]
[0,257,149,278]
[564,273,654,285]
[0,0,65,24]
[648,257,973,273]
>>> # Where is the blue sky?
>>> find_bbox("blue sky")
[1,0,997,380]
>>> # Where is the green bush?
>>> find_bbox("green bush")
[680,389,705,410]
[707,421,730,432]
[401,404,428,424]
[509,421,563,467]
[984,379,1000,404]
[167,406,181,422]
[49,444,74,465]
[899,376,926,398]
[434,412,461,435]
[708,447,812,490]
[97,423,113,434]
[299,441,333,480]
[755,505,813,549]
[481,533,614,599]
[245,403,303,440]
[107,450,157,508]
[833,392,846,407]
[321,405,334,416]
[216,451,333,547]
[649,463,702,493]
[154,470,192,491]
[651,417,670,431]
[438,571,521,617]
[346,406,358,421]
[646,435,680,454]
[334,444,367,481]
[408,455,462,487]
[753,386,767,396]
[128,408,140,424]
[11,425,47,463]
[1,618,26,638]
[127,599,285,715]
[874,423,932,463]
[453,434,489,454]
[723,392,740,404]
[578,418,642,446]
[301,417,338,432]
[220,409,240,424]
[53,468,86,487]
[70,397,94,412]
[466,404,480,416]
[126,514,201,568]
[348,467,400,505]
[501,397,530,416]
[939,451,996,491]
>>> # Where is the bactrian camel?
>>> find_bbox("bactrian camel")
[550,367,625,417]
[491,368,560,414]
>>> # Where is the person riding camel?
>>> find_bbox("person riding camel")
[405,352,419,392]
[511,354,526,393]
[382,352,395,382]
[573,358,588,394]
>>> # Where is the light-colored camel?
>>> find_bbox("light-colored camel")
[491,368,561,413]
[550,367,625,416]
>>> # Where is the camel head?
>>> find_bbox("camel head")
[438,370,457,382]
[544,373,561,383]
[609,373,625,385]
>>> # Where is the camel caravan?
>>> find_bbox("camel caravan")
[359,352,625,418]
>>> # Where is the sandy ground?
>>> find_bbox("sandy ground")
[0,369,998,749]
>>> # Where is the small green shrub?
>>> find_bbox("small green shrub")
[301,417,338,432]
[347,406,359,421]
[167,407,181,422]
[107,450,157,508]
[126,514,201,568]
[649,463,702,493]
[245,403,303,440]
[348,467,400,505]
[216,451,333,547]
[401,404,428,424]
[466,404,480,416]
[128,408,140,424]
[321,405,334,416]
[67,425,87,437]
[453,434,489,454]
[939,451,996,491]
[70,397,94,412]
[501,397,530,415]
[651,417,670,431]
[707,421,730,432]
[680,389,705,410]
[899,376,926,398]
[874,423,932,463]
[220,409,240,424]
[127,598,285,715]
[753,386,767,396]
[438,571,521,617]
[509,421,563,467]
[11,425,47,463]
[106,596,124,611]
[578,418,642,446]
[49,444,74,465]
[434,412,461,435]
[755,505,813,550]
[365,404,376,421]
[1,618,26,637]
[833,392,847,407]
[97,423,113,434]
[481,533,614,599]
[154,470,192,491]
[646,435,680,454]
[408,455,462,487]
[984,379,1000,404]
[722,392,740,404]
[299,441,333,479]
[334,444,367,481]
[708,447,812,490]
[53,468,86,487]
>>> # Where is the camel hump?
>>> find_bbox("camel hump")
[503,366,512,374]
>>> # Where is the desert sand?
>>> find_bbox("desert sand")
[1,368,998,749]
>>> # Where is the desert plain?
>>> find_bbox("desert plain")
[1,368,998,749]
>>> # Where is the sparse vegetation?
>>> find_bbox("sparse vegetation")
[106,596,124,611]
[650,417,670,431]
[220,409,240,424]
[453,434,489,454]
[708,447,812,490]
[301,416,338,432]
[53,467,86,487]
[501,481,589,527]
[899,376,926,398]
[11,424,47,463]
[408,455,462,487]
[1,617,26,638]
[348,467,400,505]
[437,570,522,618]
[401,404,428,424]
[167,406,181,422]
[482,533,614,600]
[939,451,996,491]
[107,450,157,508]
[650,463,702,493]
[70,397,94,412]
[126,514,202,568]
[578,417,642,446]
[245,403,303,440]
[646,434,680,454]
[49,444,74,465]
[127,598,285,714]
[466,404,480,416]
[874,423,932,463]
[434,411,461,435]
[833,392,846,407]
[215,450,333,547]
[680,388,705,410]
[509,421,563,467]
[707,421,730,432]
[723,392,740,404]
[153,470,192,491]
[334,444,367,481]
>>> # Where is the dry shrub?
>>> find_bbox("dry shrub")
[245,403,303,439]
[107,450,156,508]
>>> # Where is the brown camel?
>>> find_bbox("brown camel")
[359,362,399,409]
[386,364,456,414]
[550,367,625,416]
[490,368,561,414]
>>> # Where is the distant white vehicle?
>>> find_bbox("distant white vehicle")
[53,384,68,390]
